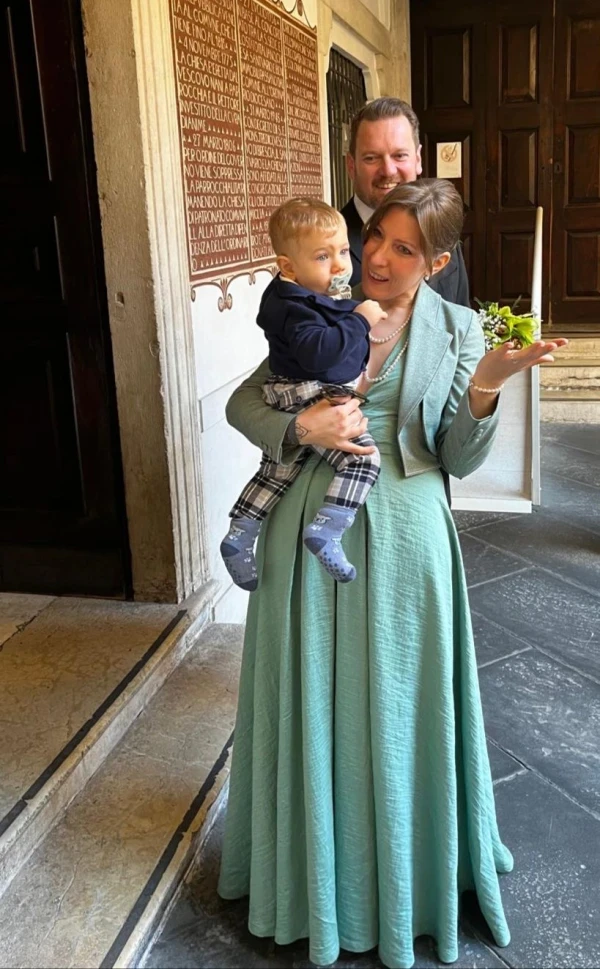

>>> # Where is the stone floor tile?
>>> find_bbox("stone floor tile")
[540,422,600,456]
[451,510,517,532]
[540,440,600,490]
[469,771,600,969]
[540,472,600,535]
[0,592,54,648]
[480,649,600,813]
[0,598,179,822]
[472,610,532,669]
[0,627,242,969]
[459,533,527,588]
[488,741,527,784]
[468,511,600,593]
[469,568,600,680]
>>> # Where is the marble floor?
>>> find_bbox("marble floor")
[0,596,181,830]
[145,423,600,969]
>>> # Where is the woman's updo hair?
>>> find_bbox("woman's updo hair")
[363,179,465,272]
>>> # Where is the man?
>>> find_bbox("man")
[341,97,470,307]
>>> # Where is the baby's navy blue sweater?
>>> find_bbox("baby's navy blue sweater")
[257,275,370,384]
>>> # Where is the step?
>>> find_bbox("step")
[540,388,600,400]
[545,337,600,360]
[0,621,243,969]
[540,395,600,422]
[0,583,217,902]
[540,363,600,391]
[541,357,600,368]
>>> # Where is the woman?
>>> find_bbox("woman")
[217,180,566,969]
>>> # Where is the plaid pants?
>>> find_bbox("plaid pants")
[230,377,381,522]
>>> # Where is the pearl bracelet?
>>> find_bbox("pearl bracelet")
[469,379,505,394]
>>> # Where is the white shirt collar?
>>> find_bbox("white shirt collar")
[353,194,375,225]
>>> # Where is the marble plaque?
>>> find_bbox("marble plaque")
[170,0,323,284]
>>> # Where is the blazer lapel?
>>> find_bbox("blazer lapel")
[397,282,452,431]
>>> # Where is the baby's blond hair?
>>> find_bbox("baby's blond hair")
[269,198,346,255]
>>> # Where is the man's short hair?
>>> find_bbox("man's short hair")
[268,198,345,255]
[349,97,420,156]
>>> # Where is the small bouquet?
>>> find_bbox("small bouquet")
[475,297,540,352]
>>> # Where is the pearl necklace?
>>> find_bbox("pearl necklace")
[363,334,410,383]
[369,310,412,344]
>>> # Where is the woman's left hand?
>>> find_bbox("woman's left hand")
[472,338,569,390]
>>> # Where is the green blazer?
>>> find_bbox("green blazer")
[226,281,499,481]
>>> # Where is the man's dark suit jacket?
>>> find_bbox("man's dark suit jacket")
[340,197,471,308]
[340,196,470,507]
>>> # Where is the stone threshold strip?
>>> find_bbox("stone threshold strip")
[101,732,234,969]
[0,611,188,842]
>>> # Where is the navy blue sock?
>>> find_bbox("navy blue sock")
[220,517,262,592]
[303,505,357,583]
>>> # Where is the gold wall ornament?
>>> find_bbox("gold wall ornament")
[264,0,313,28]
[190,265,278,310]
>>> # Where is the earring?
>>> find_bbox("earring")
[424,274,430,281]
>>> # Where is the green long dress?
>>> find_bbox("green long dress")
[218,342,513,969]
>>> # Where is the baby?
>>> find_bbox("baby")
[220,197,386,591]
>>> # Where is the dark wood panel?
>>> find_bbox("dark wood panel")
[568,126,600,204]
[426,28,471,108]
[0,0,129,594]
[500,23,538,103]
[551,0,600,326]
[500,129,538,207]
[0,4,47,173]
[1,338,82,513]
[501,232,535,298]
[569,15,600,98]
[567,232,600,296]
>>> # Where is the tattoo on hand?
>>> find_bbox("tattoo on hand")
[295,421,309,441]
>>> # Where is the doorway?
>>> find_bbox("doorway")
[0,0,130,595]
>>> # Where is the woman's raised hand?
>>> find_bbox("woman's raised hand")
[294,398,375,454]
[473,338,569,390]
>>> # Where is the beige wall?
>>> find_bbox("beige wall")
[322,0,410,100]
[82,0,178,602]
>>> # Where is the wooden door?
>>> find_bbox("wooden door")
[551,0,600,330]
[410,3,488,308]
[484,2,554,320]
[412,0,600,333]
[0,0,130,595]
[411,0,554,321]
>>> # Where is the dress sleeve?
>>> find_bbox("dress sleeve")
[435,313,500,478]
[225,358,303,466]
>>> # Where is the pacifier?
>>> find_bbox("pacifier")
[327,269,353,298]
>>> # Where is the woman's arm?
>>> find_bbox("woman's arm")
[436,319,568,478]
[226,359,376,464]
[435,315,500,479]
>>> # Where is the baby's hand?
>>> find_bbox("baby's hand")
[355,299,387,328]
